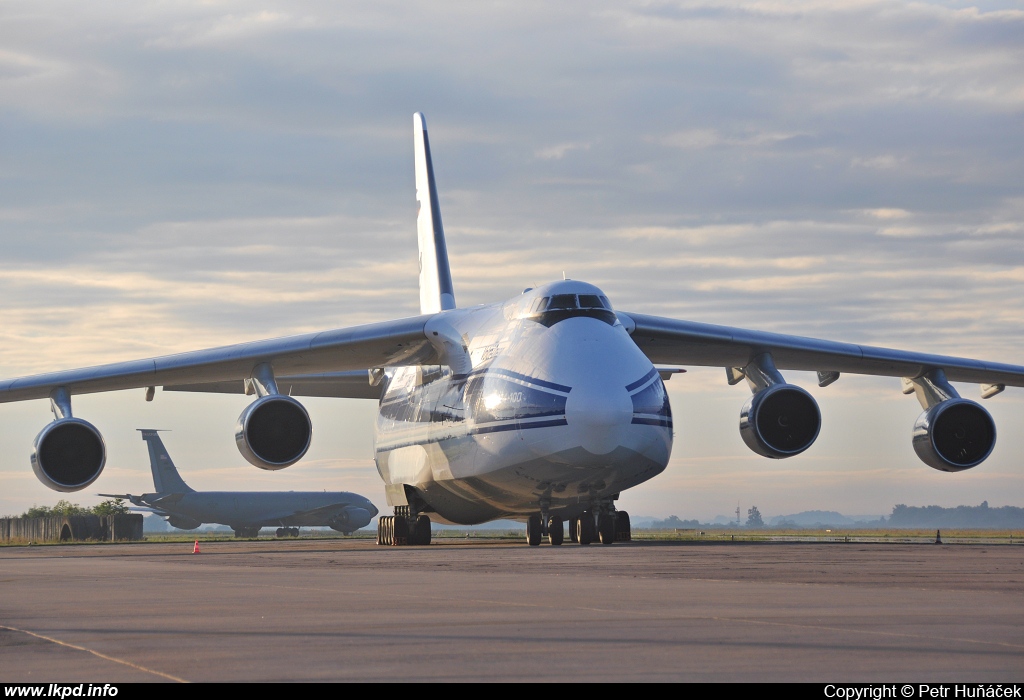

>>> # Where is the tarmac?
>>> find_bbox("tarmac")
[1,538,1022,682]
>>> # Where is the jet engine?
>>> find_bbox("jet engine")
[235,394,312,469]
[166,515,202,530]
[740,384,821,459]
[31,418,106,492]
[912,398,996,472]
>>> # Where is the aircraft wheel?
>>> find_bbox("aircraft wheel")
[577,512,595,545]
[419,515,432,546]
[548,517,564,546]
[569,518,579,543]
[598,513,616,545]
[526,514,542,546]
[392,515,410,546]
[615,511,632,542]
[376,516,390,545]
[290,527,300,537]
[276,528,285,538]
[412,515,431,546]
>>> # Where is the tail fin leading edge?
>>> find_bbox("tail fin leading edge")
[139,430,193,494]
[413,112,456,314]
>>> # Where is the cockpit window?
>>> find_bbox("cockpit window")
[520,292,618,327]
[578,294,610,310]
[547,294,578,310]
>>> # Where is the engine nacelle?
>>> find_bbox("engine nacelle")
[31,418,106,492]
[912,398,995,472]
[167,515,202,530]
[235,394,312,470]
[740,384,821,459]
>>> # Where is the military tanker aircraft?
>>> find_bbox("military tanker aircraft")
[3,113,1023,547]
[101,430,377,538]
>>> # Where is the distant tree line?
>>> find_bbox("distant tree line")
[888,501,1024,528]
[648,515,703,529]
[645,501,1024,530]
[12,499,131,519]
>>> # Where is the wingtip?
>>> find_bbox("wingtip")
[413,112,426,131]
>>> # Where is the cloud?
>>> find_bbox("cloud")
[534,142,591,160]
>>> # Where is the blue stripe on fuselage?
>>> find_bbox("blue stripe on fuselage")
[467,367,572,394]
[625,367,659,392]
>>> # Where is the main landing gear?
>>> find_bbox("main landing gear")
[526,507,631,546]
[377,506,431,546]
[233,526,260,538]
[564,509,632,546]
[275,527,300,538]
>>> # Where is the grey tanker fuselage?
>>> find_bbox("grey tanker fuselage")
[106,430,377,536]
[143,490,377,532]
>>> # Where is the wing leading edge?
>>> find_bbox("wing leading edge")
[164,371,385,400]
[619,311,1024,391]
[0,314,439,404]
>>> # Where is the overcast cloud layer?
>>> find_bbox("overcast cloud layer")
[1,1,1022,521]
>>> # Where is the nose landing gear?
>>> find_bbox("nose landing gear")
[548,516,564,545]
[525,507,631,546]
[526,514,543,546]
[527,501,566,545]
[568,507,632,546]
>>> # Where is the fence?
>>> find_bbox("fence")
[0,514,143,543]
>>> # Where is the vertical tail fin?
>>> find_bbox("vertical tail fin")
[413,113,457,314]
[139,430,194,494]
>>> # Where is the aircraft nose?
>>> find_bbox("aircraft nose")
[564,377,633,455]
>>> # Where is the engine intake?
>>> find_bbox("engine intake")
[913,398,995,472]
[31,418,106,492]
[235,394,312,469]
[740,384,821,459]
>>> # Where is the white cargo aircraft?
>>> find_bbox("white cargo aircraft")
[3,113,1023,547]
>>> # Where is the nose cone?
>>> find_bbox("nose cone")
[565,379,633,454]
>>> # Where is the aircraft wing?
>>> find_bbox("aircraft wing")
[0,315,438,403]
[163,370,383,400]
[618,311,1024,390]
[98,492,181,509]
[98,492,147,507]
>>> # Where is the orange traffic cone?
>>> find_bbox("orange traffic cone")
[193,540,200,554]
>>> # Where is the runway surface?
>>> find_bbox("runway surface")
[1,538,1022,682]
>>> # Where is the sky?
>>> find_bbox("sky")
[1,0,1023,521]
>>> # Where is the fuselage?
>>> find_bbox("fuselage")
[142,491,378,531]
[374,280,674,524]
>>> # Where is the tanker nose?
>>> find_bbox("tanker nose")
[564,376,633,455]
